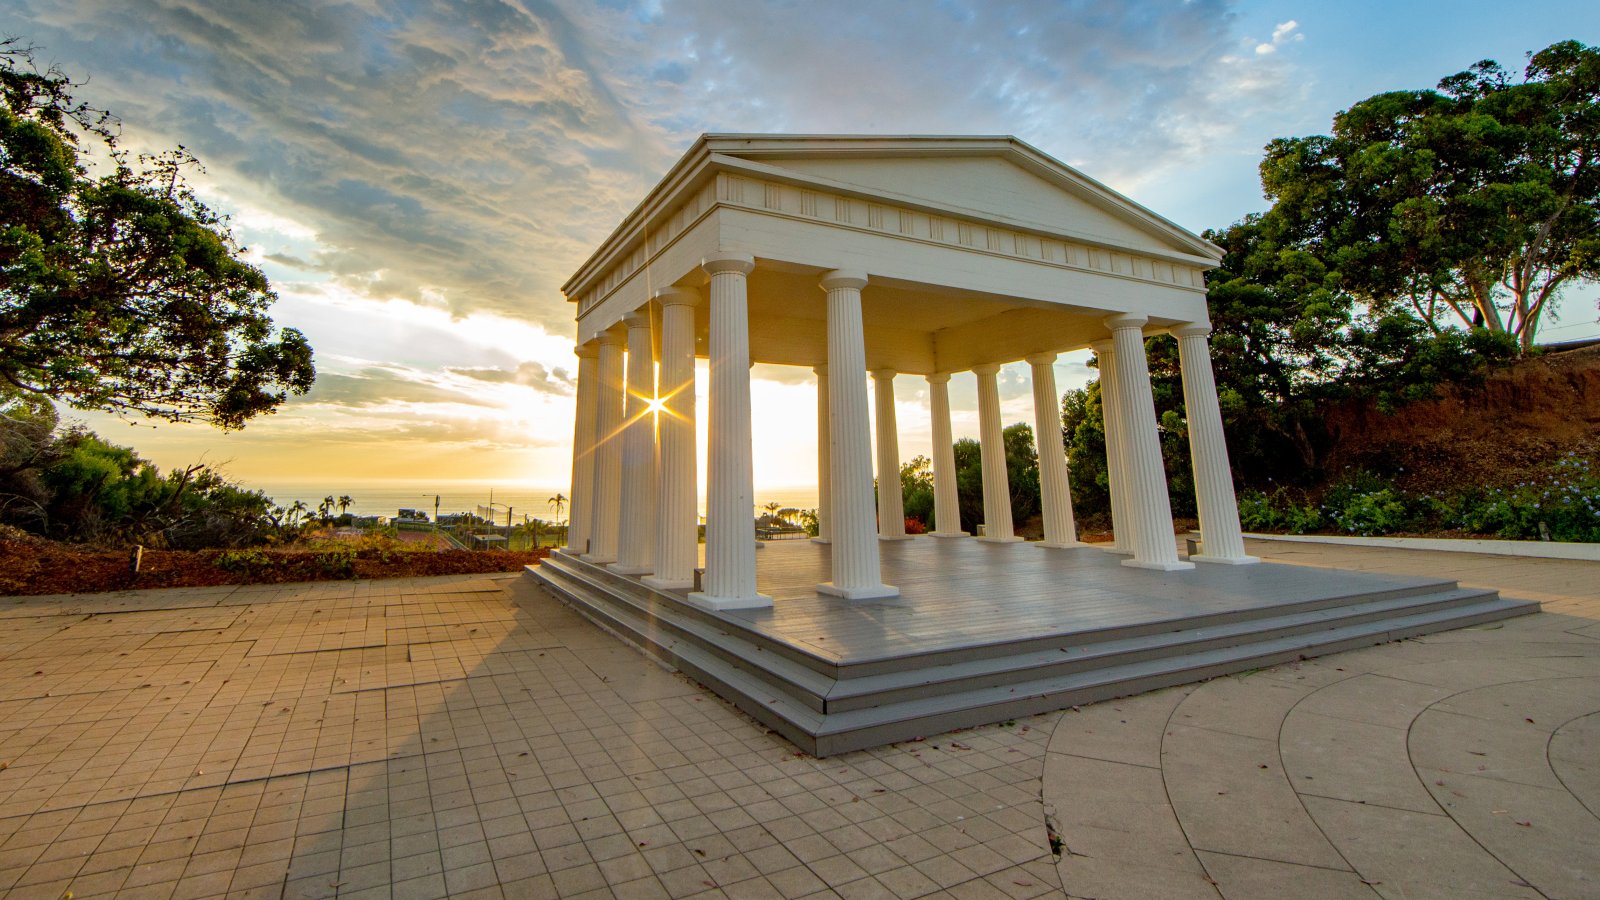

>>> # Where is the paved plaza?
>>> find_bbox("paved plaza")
[0,540,1595,899]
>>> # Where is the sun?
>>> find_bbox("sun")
[644,396,668,416]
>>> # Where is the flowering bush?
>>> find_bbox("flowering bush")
[1238,457,1599,543]
[1449,455,1600,542]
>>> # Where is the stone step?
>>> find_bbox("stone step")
[525,555,1537,756]
[534,552,1500,714]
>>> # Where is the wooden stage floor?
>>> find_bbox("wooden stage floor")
[710,537,1459,664]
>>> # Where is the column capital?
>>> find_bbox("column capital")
[1088,339,1114,354]
[870,367,897,381]
[1024,351,1058,367]
[813,365,828,377]
[574,341,599,359]
[1171,322,1212,339]
[820,269,868,291]
[971,362,1001,377]
[925,372,951,385]
[621,309,651,330]
[701,251,755,277]
[654,286,700,308]
[1104,312,1149,331]
[595,326,627,347]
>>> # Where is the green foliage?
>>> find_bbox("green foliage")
[0,389,291,547]
[1323,470,1415,535]
[900,455,935,530]
[0,40,314,427]
[213,548,271,574]
[1234,460,1600,543]
[1259,40,1600,350]
[1447,455,1600,542]
[1237,488,1324,534]
[946,424,1041,533]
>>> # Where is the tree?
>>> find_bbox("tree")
[1061,215,1517,517]
[948,424,1042,533]
[1259,40,1600,351]
[0,41,314,427]
[337,495,352,518]
[900,455,935,528]
[547,492,567,524]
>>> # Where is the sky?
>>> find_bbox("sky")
[5,0,1599,506]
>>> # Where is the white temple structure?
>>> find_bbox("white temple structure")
[561,135,1256,612]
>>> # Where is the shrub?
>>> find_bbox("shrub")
[1237,487,1323,534]
[1322,470,1414,536]
[214,549,273,574]
[1450,455,1600,542]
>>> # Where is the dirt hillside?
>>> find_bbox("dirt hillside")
[1322,344,1600,492]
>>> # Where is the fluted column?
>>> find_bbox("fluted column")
[926,374,967,537]
[1091,339,1133,555]
[812,366,831,544]
[973,363,1020,542]
[1174,324,1258,565]
[1027,352,1085,548]
[585,328,627,564]
[871,369,909,539]
[688,253,770,610]
[611,311,658,574]
[564,343,599,555]
[817,270,897,599]
[643,289,701,589]
[1106,314,1191,571]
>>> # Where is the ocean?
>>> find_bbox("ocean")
[249,479,821,522]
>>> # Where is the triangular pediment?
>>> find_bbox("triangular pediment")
[708,136,1218,262]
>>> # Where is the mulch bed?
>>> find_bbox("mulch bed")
[0,533,550,597]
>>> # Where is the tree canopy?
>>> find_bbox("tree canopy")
[0,40,314,428]
[1259,40,1600,350]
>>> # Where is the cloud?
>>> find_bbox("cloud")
[17,0,1304,336]
[448,361,574,395]
[1256,19,1305,55]
[296,367,500,410]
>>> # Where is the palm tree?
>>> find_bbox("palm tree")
[337,495,352,519]
[761,501,784,526]
[547,492,567,525]
[288,500,308,528]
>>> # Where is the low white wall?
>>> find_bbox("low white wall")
[1241,532,1600,562]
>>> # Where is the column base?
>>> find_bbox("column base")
[816,581,900,600]
[1035,540,1091,549]
[810,536,831,544]
[976,535,1023,543]
[1120,558,1196,572]
[1189,554,1261,565]
[927,531,969,538]
[685,591,773,611]
[877,533,913,541]
[580,552,616,565]
[641,574,694,590]
[607,562,654,575]
[1099,544,1133,555]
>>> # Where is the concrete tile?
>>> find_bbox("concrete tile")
[1299,795,1540,899]
[1280,711,1438,813]
[1042,754,1201,873]
[1195,851,1375,900]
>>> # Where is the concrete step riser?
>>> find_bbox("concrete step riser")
[531,565,831,715]
[815,601,1533,755]
[824,589,1500,712]
[526,562,1535,758]
[833,579,1464,678]
[541,555,828,672]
